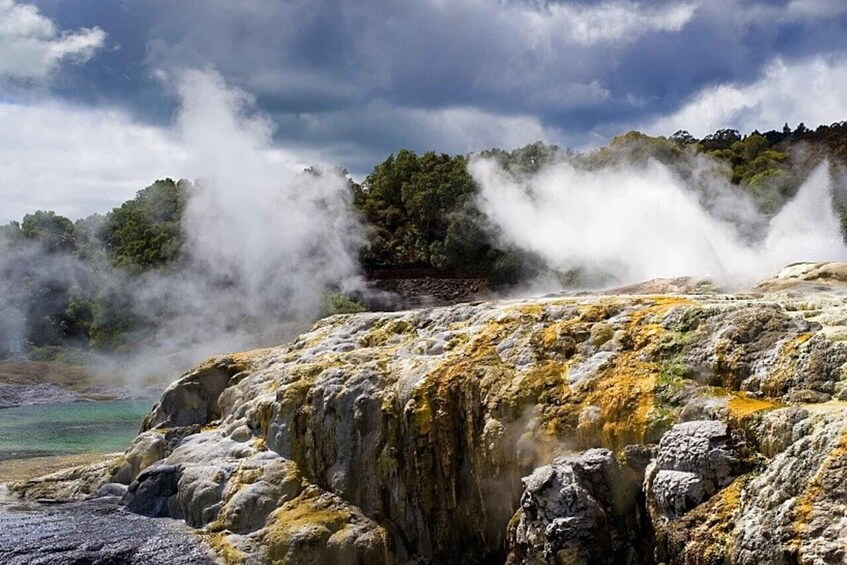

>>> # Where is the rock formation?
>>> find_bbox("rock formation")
[12,261,847,564]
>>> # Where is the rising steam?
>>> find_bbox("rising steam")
[470,157,847,288]
[0,69,365,379]
[129,70,366,368]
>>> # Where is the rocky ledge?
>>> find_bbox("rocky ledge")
[0,489,217,564]
[11,261,847,564]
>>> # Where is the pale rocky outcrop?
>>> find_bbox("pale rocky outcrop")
[11,262,847,564]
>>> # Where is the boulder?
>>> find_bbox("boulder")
[122,464,182,518]
[645,420,743,520]
[507,449,646,564]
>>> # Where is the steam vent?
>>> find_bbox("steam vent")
[13,262,847,564]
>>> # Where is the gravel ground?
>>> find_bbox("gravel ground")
[0,490,218,565]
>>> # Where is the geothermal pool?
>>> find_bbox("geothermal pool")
[0,399,152,462]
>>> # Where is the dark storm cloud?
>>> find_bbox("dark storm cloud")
[21,0,847,172]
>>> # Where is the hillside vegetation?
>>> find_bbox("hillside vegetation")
[2,121,846,358]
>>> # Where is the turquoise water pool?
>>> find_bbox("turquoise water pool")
[0,399,154,461]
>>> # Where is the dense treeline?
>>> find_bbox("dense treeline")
[2,120,847,358]
[0,180,189,357]
[353,149,542,284]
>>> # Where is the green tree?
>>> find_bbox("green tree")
[320,291,366,317]
[21,210,75,253]
[670,130,697,147]
[355,150,476,267]
[478,141,566,175]
[354,146,554,286]
[88,283,138,351]
[104,178,189,270]
[73,213,109,262]
[700,129,742,152]
[584,131,682,168]
[0,221,23,245]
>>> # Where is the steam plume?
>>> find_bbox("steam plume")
[0,69,365,379]
[131,69,365,366]
[469,157,847,288]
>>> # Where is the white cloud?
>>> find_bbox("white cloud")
[431,0,696,46]
[0,90,324,224]
[783,0,847,20]
[296,99,561,160]
[0,70,561,225]
[523,80,611,110]
[403,105,556,151]
[529,1,697,46]
[0,0,106,80]
[682,0,847,29]
[643,55,847,137]
[0,100,187,222]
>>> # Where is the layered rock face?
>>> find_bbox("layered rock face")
[13,262,847,564]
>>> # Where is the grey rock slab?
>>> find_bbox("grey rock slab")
[0,496,218,564]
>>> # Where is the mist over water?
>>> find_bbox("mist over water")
[470,157,847,289]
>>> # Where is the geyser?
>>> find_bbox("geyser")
[470,156,847,288]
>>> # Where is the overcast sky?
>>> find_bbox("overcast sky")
[2,0,847,222]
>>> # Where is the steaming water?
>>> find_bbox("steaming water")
[0,399,152,461]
